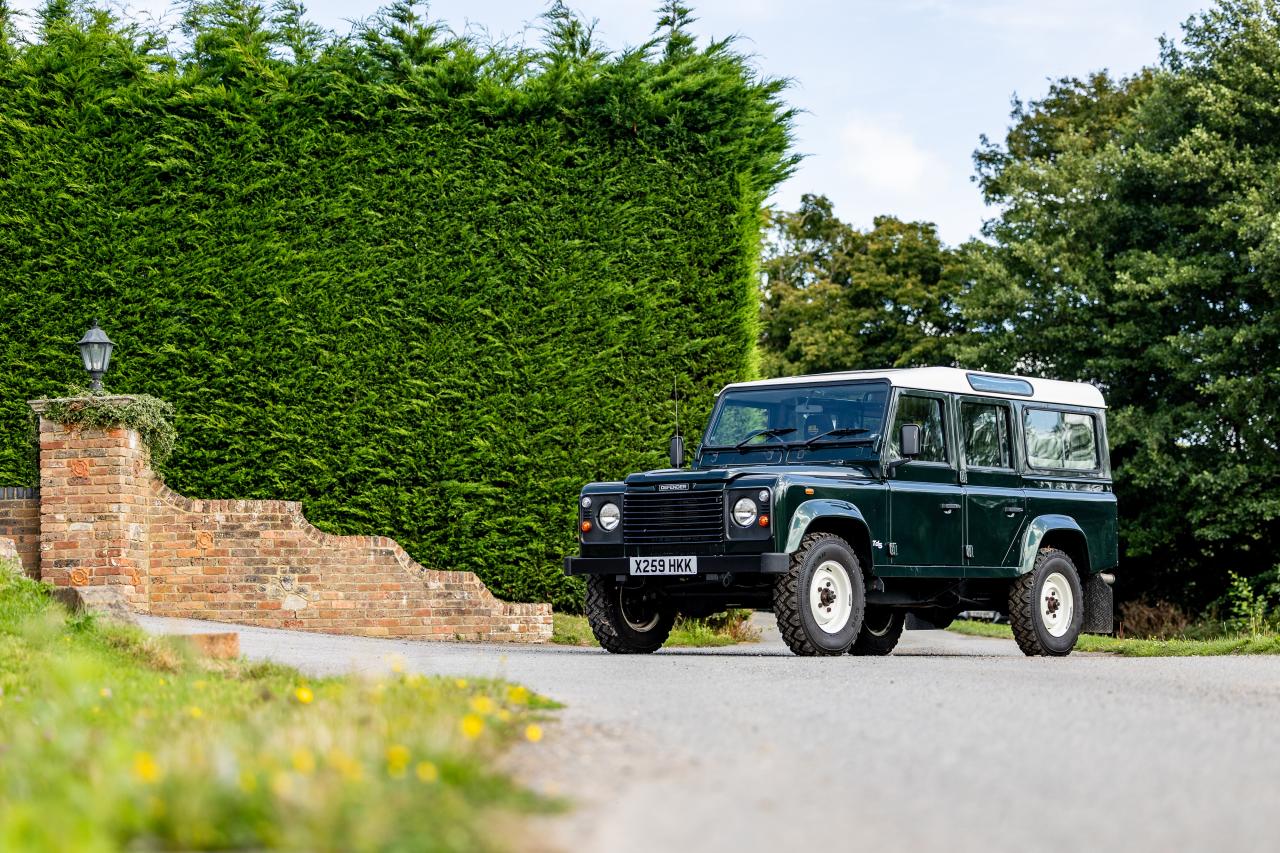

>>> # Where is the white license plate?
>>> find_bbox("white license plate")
[629,556,698,576]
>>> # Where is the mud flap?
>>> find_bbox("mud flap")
[1082,572,1114,634]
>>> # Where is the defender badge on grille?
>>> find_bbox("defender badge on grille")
[657,482,691,491]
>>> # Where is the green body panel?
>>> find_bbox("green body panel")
[772,476,888,561]
[888,462,962,570]
[963,468,1028,569]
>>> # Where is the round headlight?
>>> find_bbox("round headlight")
[732,497,757,527]
[597,502,621,531]
[758,489,771,504]
[580,496,592,509]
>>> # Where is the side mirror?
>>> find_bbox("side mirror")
[888,423,921,475]
[669,434,685,469]
[899,423,922,459]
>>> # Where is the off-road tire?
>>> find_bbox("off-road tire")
[585,575,674,654]
[850,608,905,655]
[1008,548,1084,657]
[773,532,865,656]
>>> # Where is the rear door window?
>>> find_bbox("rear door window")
[962,401,1013,469]
[1023,409,1098,471]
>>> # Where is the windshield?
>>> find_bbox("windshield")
[698,381,889,466]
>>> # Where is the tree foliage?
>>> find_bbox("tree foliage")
[963,0,1280,609]
[0,1,795,610]
[758,194,965,376]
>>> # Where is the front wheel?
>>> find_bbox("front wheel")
[585,575,674,654]
[773,533,865,656]
[850,608,905,656]
[1008,548,1084,656]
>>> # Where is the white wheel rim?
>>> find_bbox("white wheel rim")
[619,588,660,632]
[809,560,854,634]
[1040,572,1074,638]
[865,611,894,637]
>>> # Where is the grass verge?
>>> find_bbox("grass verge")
[0,562,559,851]
[552,610,761,648]
[949,619,1280,656]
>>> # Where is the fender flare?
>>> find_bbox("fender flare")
[783,499,872,554]
[1018,514,1090,575]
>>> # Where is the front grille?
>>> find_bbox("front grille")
[623,491,725,545]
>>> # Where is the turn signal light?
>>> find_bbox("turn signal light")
[580,520,592,533]
[759,515,769,527]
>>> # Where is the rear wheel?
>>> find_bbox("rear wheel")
[850,608,905,656]
[773,533,865,656]
[585,575,674,654]
[1008,548,1083,656]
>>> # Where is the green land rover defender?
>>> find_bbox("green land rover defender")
[564,367,1117,657]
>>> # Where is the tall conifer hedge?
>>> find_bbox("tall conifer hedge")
[0,1,794,609]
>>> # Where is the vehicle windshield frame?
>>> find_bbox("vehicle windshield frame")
[695,379,891,468]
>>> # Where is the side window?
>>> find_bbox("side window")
[962,402,1012,468]
[889,394,947,463]
[1024,409,1098,470]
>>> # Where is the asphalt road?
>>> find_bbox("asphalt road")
[140,615,1280,853]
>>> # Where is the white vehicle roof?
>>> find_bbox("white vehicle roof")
[722,367,1106,409]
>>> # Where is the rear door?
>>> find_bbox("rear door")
[887,390,963,570]
[958,396,1026,574]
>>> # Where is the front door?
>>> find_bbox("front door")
[958,397,1026,573]
[887,391,963,570]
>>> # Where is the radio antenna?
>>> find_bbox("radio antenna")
[673,375,680,437]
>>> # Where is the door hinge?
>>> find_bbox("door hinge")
[888,542,899,557]
[965,544,974,559]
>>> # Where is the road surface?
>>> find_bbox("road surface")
[141,615,1280,853]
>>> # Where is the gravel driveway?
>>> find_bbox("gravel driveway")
[141,614,1280,853]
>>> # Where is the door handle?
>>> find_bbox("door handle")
[939,503,961,514]
[1003,505,1025,515]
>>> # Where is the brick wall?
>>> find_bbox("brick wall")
[29,398,551,642]
[0,488,40,577]
[34,409,151,609]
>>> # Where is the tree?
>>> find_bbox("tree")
[963,0,1280,611]
[759,194,966,377]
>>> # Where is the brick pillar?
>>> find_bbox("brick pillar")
[30,398,151,611]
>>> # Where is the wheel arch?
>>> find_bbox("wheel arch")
[784,499,874,580]
[1019,515,1091,575]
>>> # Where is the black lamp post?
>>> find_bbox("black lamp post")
[77,320,114,393]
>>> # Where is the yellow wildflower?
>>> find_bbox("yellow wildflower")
[291,748,316,775]
[524,724,543,744]
[193,680,206,691]
[187,706,204,719]
[460,714,485,740]
[99,687,112,699]
[506,685,529,705]
[294,686,314,705]
[454,678,468,689]
[386,744,410,778]
[469,695,495,715]
[497,709,512,723]
[415,761,439,783]
[132,752,161,783]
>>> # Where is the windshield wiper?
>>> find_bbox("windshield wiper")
[801,427,870,447]
[736,427,796,450]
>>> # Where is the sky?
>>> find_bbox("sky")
[10,0,1210,244]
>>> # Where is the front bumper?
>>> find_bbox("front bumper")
[563,553,790,577]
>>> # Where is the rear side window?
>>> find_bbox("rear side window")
[1023,409,1098,470]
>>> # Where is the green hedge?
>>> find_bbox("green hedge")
[0,2,793,610]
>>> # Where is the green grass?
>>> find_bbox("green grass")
[0,562,560,851]
[552,611,761,648]
[948,619,1280,656]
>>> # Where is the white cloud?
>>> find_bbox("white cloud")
[837,116,945,196]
